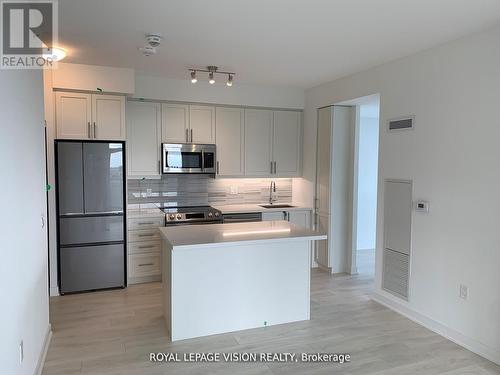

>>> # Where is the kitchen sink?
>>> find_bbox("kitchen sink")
[259,204,296,209]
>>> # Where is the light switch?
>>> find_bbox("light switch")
[415,200,429,213]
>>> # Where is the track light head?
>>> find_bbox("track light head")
[226,74,233,87]
[190,71,197,83]
[209,71,215,84]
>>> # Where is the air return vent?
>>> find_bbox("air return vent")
[388,116,414,132]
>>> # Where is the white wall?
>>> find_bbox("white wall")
[356,114,379,250]
[0,70,50,374]
[302,23,500,363]
[134,74,304,109]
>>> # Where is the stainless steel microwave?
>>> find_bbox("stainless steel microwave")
[162,143,216,174]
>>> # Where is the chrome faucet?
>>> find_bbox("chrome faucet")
[269,181,277,204]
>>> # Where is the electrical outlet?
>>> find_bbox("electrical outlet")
[19,340,23,364]
[459,284,468,300]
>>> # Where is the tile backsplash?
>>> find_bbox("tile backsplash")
[127,175,292,207]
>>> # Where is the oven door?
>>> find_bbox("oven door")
[162,144,203,173]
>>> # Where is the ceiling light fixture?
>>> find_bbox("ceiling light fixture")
[188,66,235,87]
[42,46,67,62]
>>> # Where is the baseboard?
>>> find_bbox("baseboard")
[35,324,52,375]
[372,292,500,366]
[49,286,59,296]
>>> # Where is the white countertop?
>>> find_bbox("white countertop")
[212,203,313,214]
[127,208,165,219]
[159,220,326,250]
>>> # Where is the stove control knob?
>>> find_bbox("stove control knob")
[214,212,220,217]
[176,214,182,220]
[208,212,213,218]
[169,214,175,220]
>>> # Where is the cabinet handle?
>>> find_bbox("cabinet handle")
[270,161,273,174]
[190,129,193,142]
[185,128,188,142]
[216,161,220,175]
[138,222,155,225]
[138,233,154,237]
[87,122,91,138]
[273,161,277,174]
[138,245,155,249]
[158,160,161,174]
[138,263,154,267]
[93,122,96,138]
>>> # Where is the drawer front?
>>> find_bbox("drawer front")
[128,216,164,230]
[128,240,161,254]
[128,228,161,242]
[128,253,161,277]
[60,215,124,245]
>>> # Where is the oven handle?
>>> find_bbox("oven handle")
[201,150,205,172]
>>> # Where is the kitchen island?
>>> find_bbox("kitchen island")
[159,220,326,341]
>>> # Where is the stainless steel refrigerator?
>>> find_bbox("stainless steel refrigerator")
[56,140,126,294]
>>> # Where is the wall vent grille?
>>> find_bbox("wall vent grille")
[382,248,409,299]
[388,116,414,131]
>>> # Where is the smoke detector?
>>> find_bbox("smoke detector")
[146,33,162,48]
[138,46,157,57]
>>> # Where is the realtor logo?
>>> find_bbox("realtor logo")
[1,0,58,69]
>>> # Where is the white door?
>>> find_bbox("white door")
[162,103,189,143]
[244,109,273,176]
[262,211,286,221]
[316,213,330,267]
[273,111,301,176]
[55,92,92,139]
[189,105,215,143]
[92,95,126,140]
[316,107,332,216]
[126,101,162,178]
[215,107,244,176]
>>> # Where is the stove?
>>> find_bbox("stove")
[158,205,222,226]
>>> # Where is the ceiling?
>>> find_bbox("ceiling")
[59,0,500,89]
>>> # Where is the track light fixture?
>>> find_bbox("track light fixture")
[189,66,235,87]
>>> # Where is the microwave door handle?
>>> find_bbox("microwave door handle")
[201,150,205,171]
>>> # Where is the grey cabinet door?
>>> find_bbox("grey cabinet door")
[83,142,123,213]
[60,244,125,293]
[57,142,84,215]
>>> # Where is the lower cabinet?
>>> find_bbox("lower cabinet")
[127,213,164,284]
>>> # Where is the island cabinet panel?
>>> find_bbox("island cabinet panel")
[215,107,245,177]
[165,240,311,341]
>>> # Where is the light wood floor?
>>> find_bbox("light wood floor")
[43,270,500,375]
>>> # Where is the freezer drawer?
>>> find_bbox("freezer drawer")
[59,215,124,245]
[60,244,125,293]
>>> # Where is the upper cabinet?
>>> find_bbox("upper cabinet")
[273,111,301,176]
[162,104,215,144]
[189,105,215,143]
[55,91,125,140]
[161,103,189,143]
[244,109,302,177]
[92,95,126,140]
[126,101,162,179]
[244,109,273,176]
[215,107,244,177]
[55,92,92,139]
